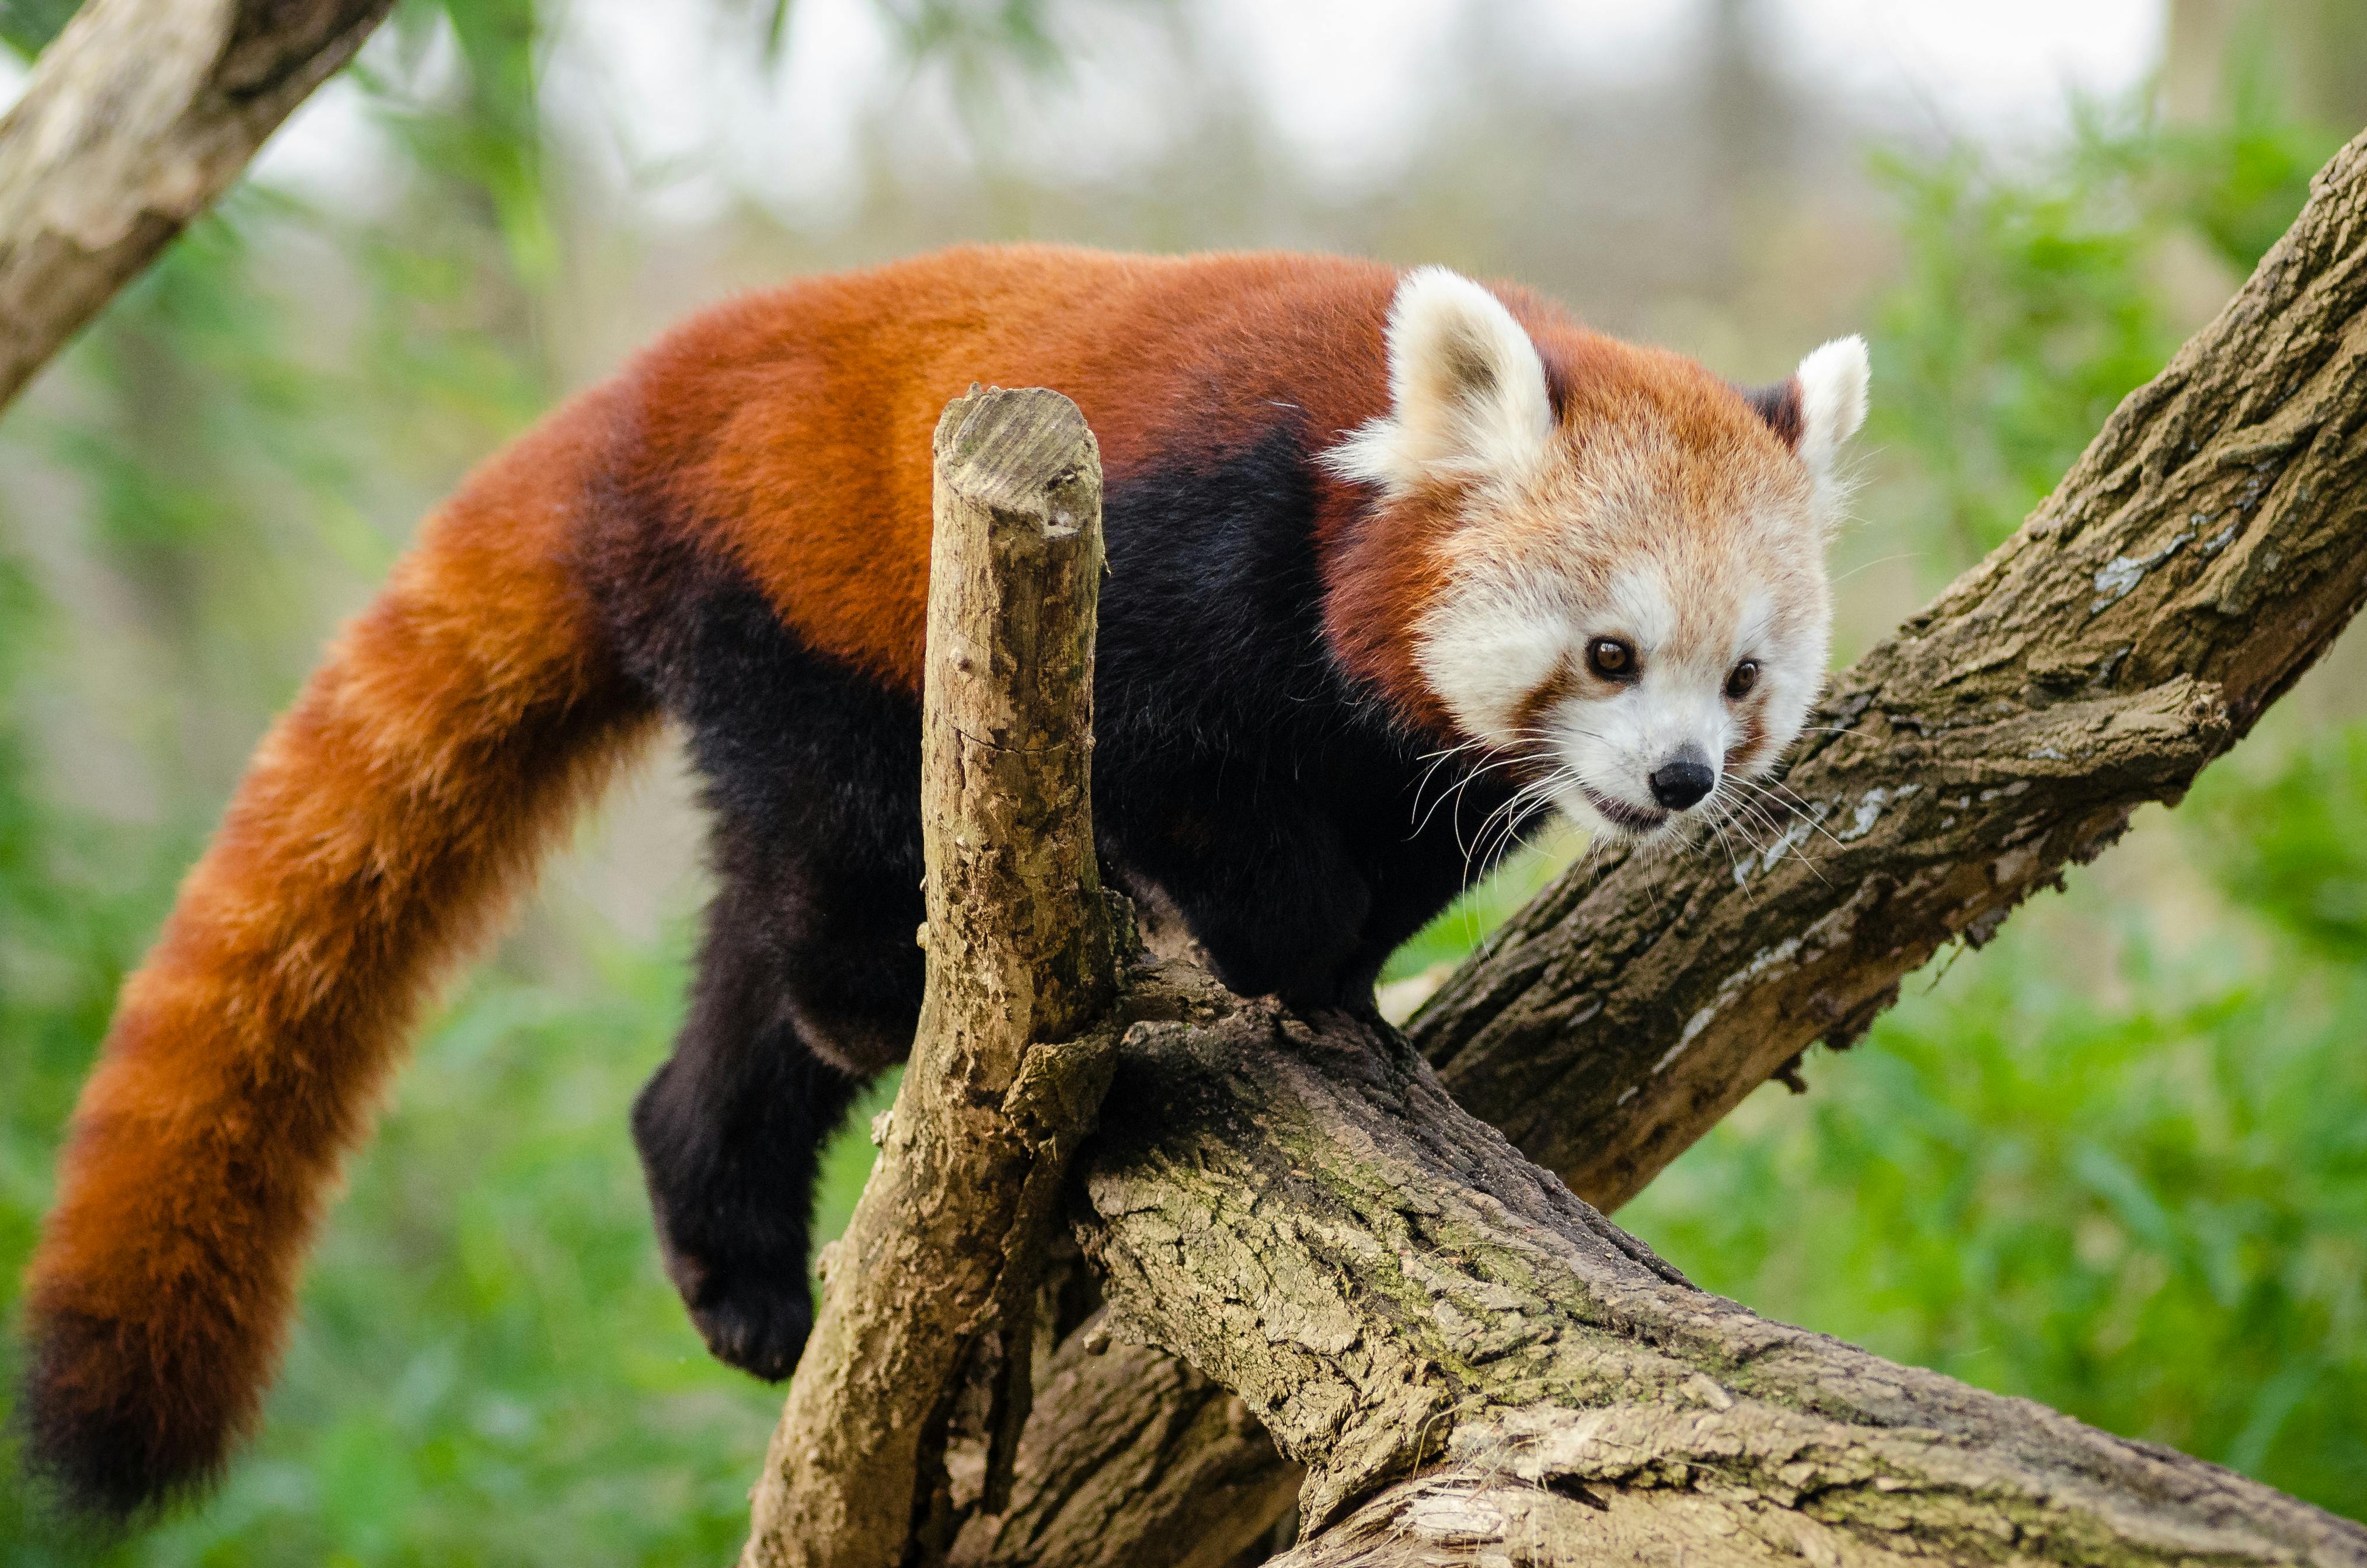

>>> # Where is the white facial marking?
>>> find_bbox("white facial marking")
[1427,527,1835,839]
[1415,573,1574,742]
[1605,564,1675,657]
[1538,560,1734,831]
[1733,588,1776,664]
[1355,317,1867,855]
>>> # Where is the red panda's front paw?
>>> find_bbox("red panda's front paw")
[692,1291,813,1382]
[663,1245,815,1382]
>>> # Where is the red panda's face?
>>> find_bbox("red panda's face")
[1325,269,1867,849]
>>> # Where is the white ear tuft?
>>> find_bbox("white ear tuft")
[1794,335,1869,482]
[1324,267,1554,493]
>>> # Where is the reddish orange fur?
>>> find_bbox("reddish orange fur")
[23,389,655,1509]
[24,243,1780,1511]
[611,245,1403,690]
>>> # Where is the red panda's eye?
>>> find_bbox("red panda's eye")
[1587,638,1636,680]
[1725,660,1760,700]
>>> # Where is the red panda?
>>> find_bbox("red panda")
[16,243,1867,1520]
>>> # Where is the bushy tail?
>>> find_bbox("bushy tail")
[17,398,655,1520]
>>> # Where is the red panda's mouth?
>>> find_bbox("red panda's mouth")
[1577,785,1669,836]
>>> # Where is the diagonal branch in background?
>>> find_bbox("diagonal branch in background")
[741,388,1124,1568]
[0,0,394,413]
[951,126,2367,1566]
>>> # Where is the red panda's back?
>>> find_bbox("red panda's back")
[608,245,1402,691]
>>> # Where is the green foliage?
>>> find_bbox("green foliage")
[374,0,559,287]
[883,0,1069,78]
[19,195,395,708]
[0,0,71,57]
[2188,727,2367,963]
[0,567,184,1560]
[1868,91,2335,570]
[1378,824,1580,989]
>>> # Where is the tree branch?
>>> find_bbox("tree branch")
[742,388,1122,1568]
[0,0,393,412]
[1077,974,2367,1568]
[947,1336,1302,1568]
[958,127,2367,1564]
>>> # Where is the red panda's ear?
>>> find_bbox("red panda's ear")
[1323,268,1554,493]
[1743,336,1869,486]
[1739,377,1805,450]
[1792,336,1870,482]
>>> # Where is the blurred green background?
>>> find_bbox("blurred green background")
[4,0,2367,1559]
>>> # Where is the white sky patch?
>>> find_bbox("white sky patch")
[720,0,899,222]
[1772,0,2164,145]
[0,0,2170,220]
[545,0,1189,225]
[1499,0,1756,86]
[249,76,399,217]
[538,0,822,225]
[1186,0,2164,187]
[1201,0,1470,189]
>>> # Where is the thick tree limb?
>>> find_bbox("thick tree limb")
[960,129,2367,1564]
[0,0,393,412]
[946,1337,1302,1568]
[742,389,1121,1568]
[1075,974,2367,1568]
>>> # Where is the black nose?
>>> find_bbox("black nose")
[1648,754,1716,811]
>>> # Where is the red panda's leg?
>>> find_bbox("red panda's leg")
[594,524,930,1376]
[630,900,862,1379]
[630,814,924,1379]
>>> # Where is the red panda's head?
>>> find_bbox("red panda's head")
[1323,267,1867,848]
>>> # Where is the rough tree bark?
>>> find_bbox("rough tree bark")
[0,0,393,412]
[899,129,2367,1566]
[1077,970,2367,1568]
[742,389,1123,1568]
[946,1337,1304,1568]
